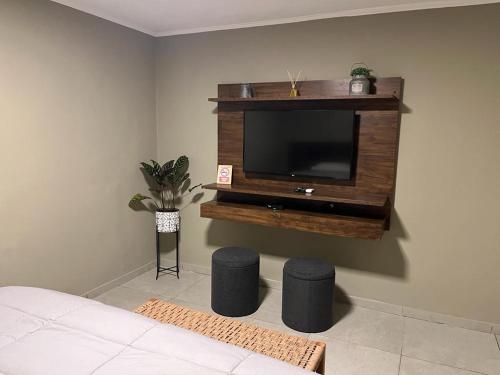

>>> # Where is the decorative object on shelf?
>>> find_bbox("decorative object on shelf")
[287,70,301,97]
[349,63,372,95]
[240,83,253,98]
[217,165,233,185]
[295,187,315,195]
[202,78,402,240]
[129,156,202,279]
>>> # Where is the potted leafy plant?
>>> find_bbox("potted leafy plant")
[129,156,201,233]
[349,63,373,95]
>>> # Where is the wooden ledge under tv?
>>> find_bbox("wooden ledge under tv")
[200,77,403,240]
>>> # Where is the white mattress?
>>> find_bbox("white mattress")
[0,286,312,375]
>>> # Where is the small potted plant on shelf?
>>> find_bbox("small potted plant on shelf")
[349,63,373,95]
[129,156,201,233]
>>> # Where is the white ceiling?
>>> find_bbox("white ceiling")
[51,0,497,36]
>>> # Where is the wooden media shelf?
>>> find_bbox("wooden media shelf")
[202,183,388,207]
[208,94,398,103]
[201,200,386,240]
[200,77,402,239]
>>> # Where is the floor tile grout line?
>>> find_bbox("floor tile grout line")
[116,290,486,375]
[157,277,208,300]
[131,277,405,356]
[177,274,210,291]
[397,344,403,374]
[401,315,407,355]
[183,269,496,333]
[305,333,403,356]
[131,290,405,357]
[123,267,495,335]
[119,294,495,375]
[138,285,403,356]
[168,297,211,312]
[334,300,404,318]
[399,317,489,375]
[400,355,490,375]
[99,269,499,375]
[119,285,152,292]
[165,275,212,304]
[400,314,495,335]
[139,294,314,340]
[117,272,205,299]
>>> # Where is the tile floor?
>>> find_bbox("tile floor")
[94,269,500,375]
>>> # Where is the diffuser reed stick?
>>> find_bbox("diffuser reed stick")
[287,70,301,97]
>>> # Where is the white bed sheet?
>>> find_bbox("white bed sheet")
[0,286,312,375]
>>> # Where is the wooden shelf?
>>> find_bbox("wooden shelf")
[200,200,385,240]
[208,94,398,103]
[203,183,388,207]
[201,78,402,239]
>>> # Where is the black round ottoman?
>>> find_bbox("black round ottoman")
[282,257,335,333]
[211,247,260,317]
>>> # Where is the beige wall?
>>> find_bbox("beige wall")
[0,0,157,295]
[156,4,500,323]
[1,0,498,323]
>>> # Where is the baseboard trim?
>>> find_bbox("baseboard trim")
[82,260,156,299]
[153,258,499,334]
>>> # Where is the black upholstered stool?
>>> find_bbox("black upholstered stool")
[282,257,335,333]
[211,247,260,317]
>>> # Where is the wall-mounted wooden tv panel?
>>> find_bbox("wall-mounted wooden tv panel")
[200,77,402,240]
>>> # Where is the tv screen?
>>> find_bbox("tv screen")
[243,110,355,180]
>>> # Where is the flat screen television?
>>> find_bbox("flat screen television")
[243,110,355,180]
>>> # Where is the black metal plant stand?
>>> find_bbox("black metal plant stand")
[155,221,180,280]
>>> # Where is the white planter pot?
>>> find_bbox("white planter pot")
[156,210,180,233]
[349,75,370,95]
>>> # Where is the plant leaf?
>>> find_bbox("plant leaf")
[150,160,162,176]
[129,193,152,205]
[140,162,155,177]
[149,159,168,185]
[166,173,175,185]
[162,160,174,173]
[350,67,372,77]
[188,183,202,193]
[174,172,188,186]
[161,160,175,183]
[174,156,189,176]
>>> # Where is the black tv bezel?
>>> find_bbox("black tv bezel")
[242,109,357,182]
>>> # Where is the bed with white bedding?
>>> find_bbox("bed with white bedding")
[0,286,312,375]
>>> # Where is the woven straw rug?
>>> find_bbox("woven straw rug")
[135,298,325,373]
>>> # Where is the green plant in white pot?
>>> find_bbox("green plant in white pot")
[129,156,201,233]
[349,63,373,95]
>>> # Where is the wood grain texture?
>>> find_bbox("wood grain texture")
[201,201,385,240]
[217,77,401,99]
[203,183,388,207]
[217,109,400,200]
[209,94,398,103]
[203,77,402,239]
